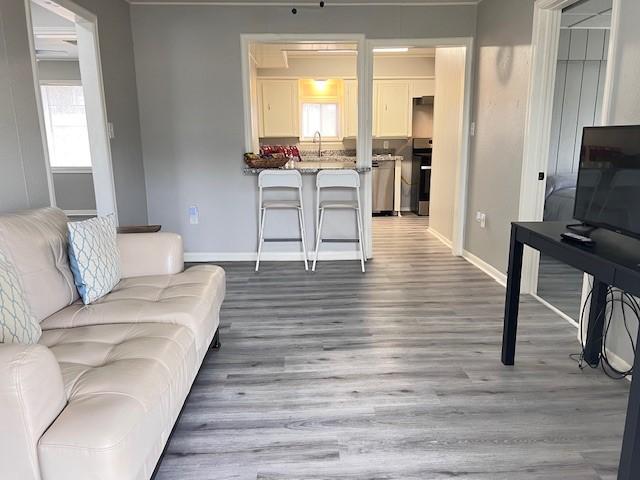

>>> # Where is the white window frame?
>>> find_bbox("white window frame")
[40,80,93,173]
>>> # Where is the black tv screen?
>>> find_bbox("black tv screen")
[574,125,640,239]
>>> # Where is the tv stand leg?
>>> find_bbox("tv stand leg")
[618,324,640,479]
[501,224,523,366]
[583,279,607,366]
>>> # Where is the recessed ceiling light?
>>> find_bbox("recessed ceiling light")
[373,47,410,53]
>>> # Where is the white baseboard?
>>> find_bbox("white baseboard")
[185,251,363,262]
[531,293,579,328]
[426,227,453,248]
[462,249,507,287]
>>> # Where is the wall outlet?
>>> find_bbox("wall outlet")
[189,205,199,225]
[476,211,486,228]
[383,140,389,149]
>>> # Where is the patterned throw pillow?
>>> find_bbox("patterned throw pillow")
[68,215,121,304]
[0,249,41,344]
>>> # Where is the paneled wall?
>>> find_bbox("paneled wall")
[547,29,609,176]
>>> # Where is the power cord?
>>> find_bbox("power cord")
[571,280,639,379]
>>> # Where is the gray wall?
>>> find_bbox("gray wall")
[72,0,148,225]
[130,4,477,254]
[0,0,50,213]
[596,0,640,368]
[38,60,81,83]
[464,0,535,272]
[52,173,96,211]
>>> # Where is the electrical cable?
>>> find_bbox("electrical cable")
[572,281,639,379]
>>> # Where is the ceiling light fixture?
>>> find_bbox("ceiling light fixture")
[373,47,410,53]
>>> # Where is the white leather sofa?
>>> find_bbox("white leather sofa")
[0,208,225,480]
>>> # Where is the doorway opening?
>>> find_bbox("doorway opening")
[367,39,473,258]
[26,0,117,221]
[536,0,613,321]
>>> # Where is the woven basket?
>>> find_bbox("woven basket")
[244,155,289,169]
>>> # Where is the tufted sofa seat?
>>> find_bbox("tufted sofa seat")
[41,265,226,358]
[38,323,196,480]
[0,208,225,480]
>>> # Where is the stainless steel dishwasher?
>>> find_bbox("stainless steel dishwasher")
[372,160,395,213]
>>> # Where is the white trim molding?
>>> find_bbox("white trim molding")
[531,293,579,328]
[51,166,93,174]
[426,226,453,249]
[462,249,507,287]
[64,209,97,217]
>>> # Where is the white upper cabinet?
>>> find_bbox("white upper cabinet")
[343,79,358,138]
[375,80,411,138]
[259,79,298,137]
[411,78,435,98]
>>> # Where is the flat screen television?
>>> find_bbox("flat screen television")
[574,125,640,239]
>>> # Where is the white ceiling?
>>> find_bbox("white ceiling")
[562,0,612,29]
[30,1,79,60]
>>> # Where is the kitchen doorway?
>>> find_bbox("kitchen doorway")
[368,39,473,257]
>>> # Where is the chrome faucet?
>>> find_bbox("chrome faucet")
[312,131,322,157]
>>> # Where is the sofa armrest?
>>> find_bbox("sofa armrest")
[0,344,66,480]
[117,232,184,278]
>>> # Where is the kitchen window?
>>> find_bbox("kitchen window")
[41,84,92,169]
[301,102,339,139]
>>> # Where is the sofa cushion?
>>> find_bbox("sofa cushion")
[41,265,225,355]
[68,215,121,304]
[38,322,197,480]
[0,208,78,322]
[0,249,41,343]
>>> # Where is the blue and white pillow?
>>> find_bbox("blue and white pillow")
[68,215,121,304]
[0,249,41,344]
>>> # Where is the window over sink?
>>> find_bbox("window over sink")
[301,102,338,139]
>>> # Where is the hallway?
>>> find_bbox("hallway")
[157,215,628,479]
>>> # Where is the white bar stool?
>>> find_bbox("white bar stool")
[256,170,309,272]
[313,170,366,273]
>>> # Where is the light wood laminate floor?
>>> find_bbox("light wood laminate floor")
[157,214,629,480]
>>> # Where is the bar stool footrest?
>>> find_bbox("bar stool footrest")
[322,238,360,243]
[264,238,303,242]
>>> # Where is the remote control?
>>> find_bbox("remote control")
[561,231,595,246]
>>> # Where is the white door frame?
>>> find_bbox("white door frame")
[26,0,118,221]
[367,37,474,256]
[517,0,620,294]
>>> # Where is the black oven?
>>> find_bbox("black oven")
[412,138,432,215]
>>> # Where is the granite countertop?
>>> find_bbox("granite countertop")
[244,160,371,174]
[243,154,400,174]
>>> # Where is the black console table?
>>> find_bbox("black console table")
[501,221,640,480]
